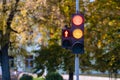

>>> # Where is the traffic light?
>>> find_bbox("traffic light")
[71,13,84,54]
[62,25,71,49]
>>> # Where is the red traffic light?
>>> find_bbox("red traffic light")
[72,14,84,26]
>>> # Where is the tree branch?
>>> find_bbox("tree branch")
[7,0,20,28]
[10,28,18,33]
[2,0,7,13]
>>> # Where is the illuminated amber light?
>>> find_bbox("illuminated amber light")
[73,29,83,39]
[72,15,83,26]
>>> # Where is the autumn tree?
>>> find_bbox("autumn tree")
[85,0,120,78]
[0,0,20,80]
[0,0,45,80]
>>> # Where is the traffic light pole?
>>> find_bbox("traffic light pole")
[75,54,79,80]
[75,0,80,80]
[76,0,79,13]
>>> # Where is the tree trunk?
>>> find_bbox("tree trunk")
[0,0,20,80]
[1,43,11,80]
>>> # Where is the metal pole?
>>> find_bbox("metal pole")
[76,0,79,13]
[0,30,2,50]
[75,0,79,80]
[75,54,79,80]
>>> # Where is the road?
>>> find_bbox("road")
[62,75,120,80]
[1,75,120,80]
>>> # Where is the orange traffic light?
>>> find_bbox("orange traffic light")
[72,29,83,39]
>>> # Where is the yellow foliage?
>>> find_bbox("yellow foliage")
[109,62,113,66]
[108,21,113,26]
[21,9,27,17]
[97,40,102,48]
[119,34,120,38]
[102,34,107,39]
[107,40,111,44]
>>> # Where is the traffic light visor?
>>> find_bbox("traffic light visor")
[72,42,84,54]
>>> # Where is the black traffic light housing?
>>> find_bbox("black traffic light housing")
[61,13,84,54]
[71,13,84,54]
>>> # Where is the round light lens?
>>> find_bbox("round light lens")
[72,15,83,26]
[73,29,83,39]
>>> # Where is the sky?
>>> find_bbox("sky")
[90,0,95,2]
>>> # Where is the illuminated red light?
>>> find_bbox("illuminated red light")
[72,15,84,26]
[63,30,70,38]
[65,30,68,37]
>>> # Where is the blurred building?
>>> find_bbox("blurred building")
[0,54,35,75]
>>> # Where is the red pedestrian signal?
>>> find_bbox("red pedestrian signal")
[63,30,70,38]
[62,25,71,49]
